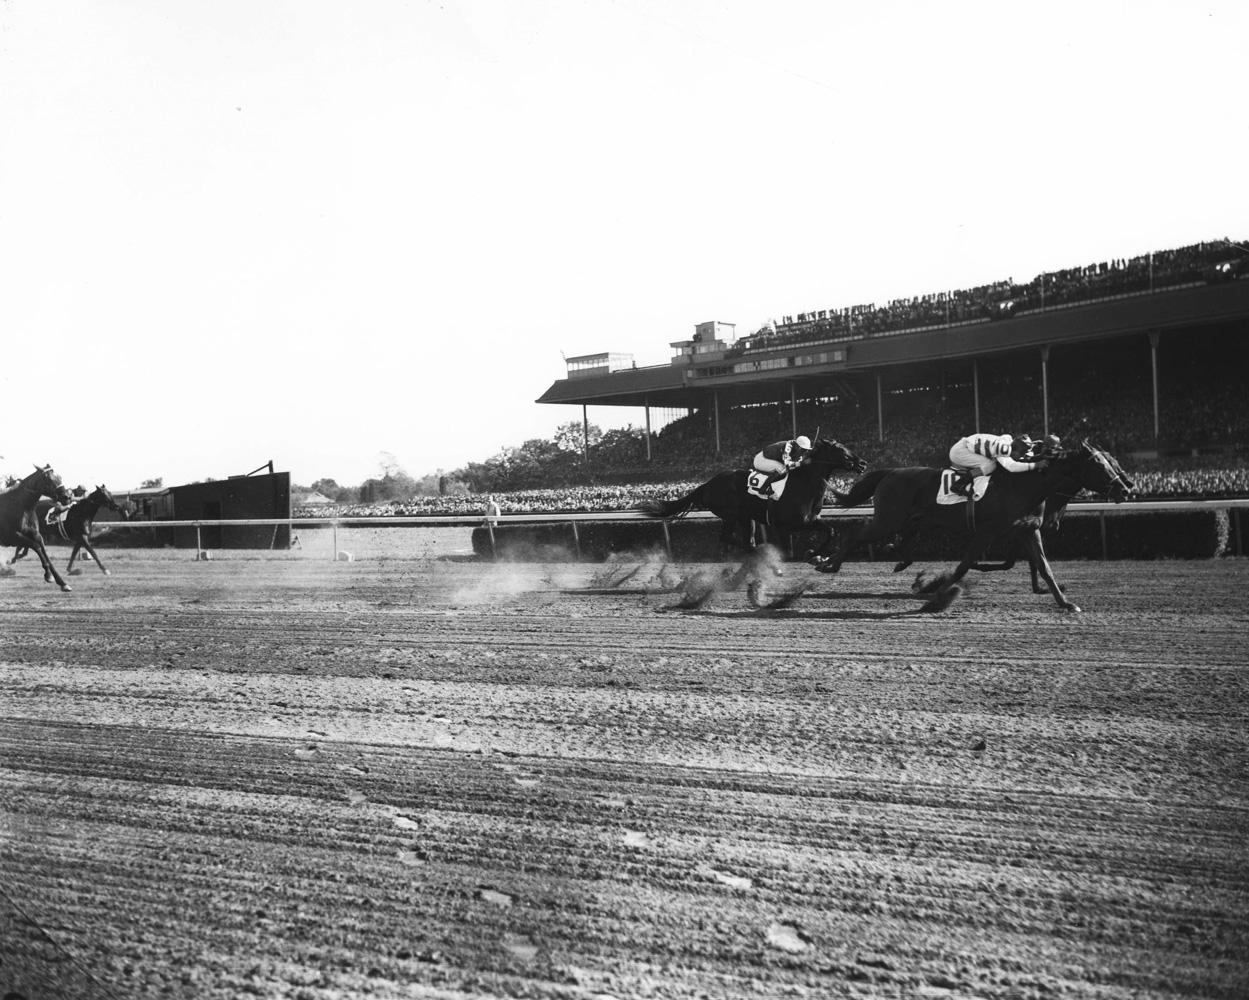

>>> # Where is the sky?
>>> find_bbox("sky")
[1,0,1245,491]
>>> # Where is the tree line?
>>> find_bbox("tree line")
[296,422,652,502]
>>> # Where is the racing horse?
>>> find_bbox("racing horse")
[0,465,75,591]
[10,485,125,577]
[637,435,868,560]
[815,440,1133,610]
[883,446,1135,593]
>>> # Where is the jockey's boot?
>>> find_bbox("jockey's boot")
[953,472,976,498]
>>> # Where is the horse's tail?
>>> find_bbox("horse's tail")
[833,468,892,508]
[637,483,707,521]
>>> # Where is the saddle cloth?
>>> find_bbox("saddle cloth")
[44,506,72,539]
[937,469,990,505]
[746,470,788,500]
[936,469,969,505]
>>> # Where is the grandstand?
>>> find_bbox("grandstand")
[537,238,1249,479]
[292,239,1248,518]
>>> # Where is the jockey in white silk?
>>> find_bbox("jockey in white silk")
[949,432,1047,499]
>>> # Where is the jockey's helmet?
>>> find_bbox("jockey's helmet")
[793,435,812,451]
[1043,433,1061,453]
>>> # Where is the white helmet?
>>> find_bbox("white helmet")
[794,435,812,450]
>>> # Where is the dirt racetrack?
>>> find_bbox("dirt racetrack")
[2,532,1247,1000]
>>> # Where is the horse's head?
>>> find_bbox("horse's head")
[810,436,868,474]
[1064,440,1134,502]
[90,484,123,513]
[30,464,72,504]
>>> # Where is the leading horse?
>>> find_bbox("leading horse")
[637,435,867,560]
[816,440,1133,611]
[0,465,75,591]
[10,484,125,577]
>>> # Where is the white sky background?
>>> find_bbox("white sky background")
[1,0,1245,491]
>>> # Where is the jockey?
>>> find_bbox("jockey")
[46,495,74,526]
[948,431,1049,499]
[1039,433,1062,456]
[753,435,814,497]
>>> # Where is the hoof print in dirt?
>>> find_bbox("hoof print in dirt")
[765,921,809,953]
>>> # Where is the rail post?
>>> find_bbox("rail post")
[332,521,338,562]
[661,520,671,558]
[486,519,497,559]
[195,522,202,561]
[1099,512,1108,560]
[571,521,581,561]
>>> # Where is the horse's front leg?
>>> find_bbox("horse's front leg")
[8,546,30,566]
[804,518,834,563]
[1020,530,1078,611]
[816,516,895,574]
[77,536,110,575]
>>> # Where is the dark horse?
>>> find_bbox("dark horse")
[637,436,867,560]
[816,440,1133,610]
[11,485,125,577]
[0,465,75,592]
[884,447,1135,593]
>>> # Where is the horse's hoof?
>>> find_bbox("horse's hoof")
[1064,603,1082,613]
[103,569,111,576]
[60,584,73,592]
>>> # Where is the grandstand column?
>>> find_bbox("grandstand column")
[644,396,652,461]
[713,390,722,454]
[1040,346,1051,436]
[1148,330,1161,441]
[876,374,884,442]
[582,405,590,462]
[973,361,981,433]
[790,383,798,437]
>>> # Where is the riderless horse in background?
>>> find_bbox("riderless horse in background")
[816,440,1134,611]
[10,484,125,578]
[638,435,867,561]
[0,465,75,591]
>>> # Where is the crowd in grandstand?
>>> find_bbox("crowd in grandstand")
[733,238,1247,351]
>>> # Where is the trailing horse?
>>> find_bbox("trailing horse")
[816,440,1133,611]
[0,465,75,592]
[11,485,125,577]
[637,435,867,560]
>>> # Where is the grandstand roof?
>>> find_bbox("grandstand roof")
[538,279,1249,411]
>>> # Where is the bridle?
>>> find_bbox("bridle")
[1048,445,1131,501]
[1086,445,1133,497]
[16,472,66,500]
